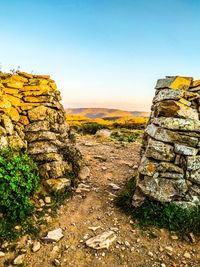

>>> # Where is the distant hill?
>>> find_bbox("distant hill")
[65,108,150,120]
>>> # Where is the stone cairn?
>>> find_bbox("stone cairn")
[133,76,200,209]
[0,72,82,192]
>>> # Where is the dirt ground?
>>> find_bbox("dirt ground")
[1,134,200,267]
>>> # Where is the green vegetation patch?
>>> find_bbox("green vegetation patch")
[132,200,200,236]
[0,148,40,244]
[111,130,141,142]
[65,169,78,188]
[116,176,200,236]
[115,176,136,212]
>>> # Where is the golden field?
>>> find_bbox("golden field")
[66,114,148,129]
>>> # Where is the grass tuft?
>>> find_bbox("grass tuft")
[116,176,200,236]
[115,176,136,213]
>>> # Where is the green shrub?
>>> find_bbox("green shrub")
[65,169,77,187]
[113,122,146,129]
[0,148,40,221]
[80,123,109,135]
[115,176,136,213]
[111,132,141,142]
[132,200,200,236]
[116,176,200,236]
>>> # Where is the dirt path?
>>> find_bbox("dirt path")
[1,135,200,266]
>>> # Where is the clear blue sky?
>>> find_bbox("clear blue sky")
[0,0,200,111]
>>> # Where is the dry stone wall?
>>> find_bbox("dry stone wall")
[133,76,200,209]
[0,72,81,192]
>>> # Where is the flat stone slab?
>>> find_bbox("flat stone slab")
[153,117,200,132]
[145,138,175,162]
[138,176,188,202]
[155,76,192,90]
[174,144,198,156]
[42,228,64,242]
[86,230,116,250]
[154,100,198,120]
[145,124,198,147]
[153,88,183,103]
[187,156,200,171]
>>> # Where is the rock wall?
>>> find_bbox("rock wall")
[133,76,200,209]
[0,72,81,191]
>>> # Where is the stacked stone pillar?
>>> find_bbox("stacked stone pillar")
[0,72,81,192]
[133,76,200,209]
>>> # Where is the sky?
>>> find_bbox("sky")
[0,0,200,111]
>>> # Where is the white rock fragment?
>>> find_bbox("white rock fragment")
[45,196,51,204]
[165,246,173,252]
[76,183,90,193]
[83,234,89,240]
[0,251,5,257]
[110,227,119,232]
[1,242,8,249]
[39,199,45,207]
[171,235,178,240]
[184,251,191,259]
[43,228,64,242]
[189,232,196,243]
[79,166,90,180]
[95,129,112,138]
[50,245,59,258]
[148,251,153,257]
[86,230,116,250]
[125,241,130,247]
[13,254,25,265]
[32,241,41,252]
[84,142,93,147]
[54,258,61,266]
[108,183,120,190]
[88,226,101,232]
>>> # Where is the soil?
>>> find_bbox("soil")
[1,134,200,267]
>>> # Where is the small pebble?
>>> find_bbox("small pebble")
[189,233,196,243]
[32,241,41,252]
[125,241,130,247]
[45,196,51,204]
[13,254,25,265]
[184,251,191,259]
[83,234,89,240]
[39,199,45,207]
[0,251,5,257]
[159,246,164,252]
[165,246,173,252]
[171,235,178,240]
[54,258,60,266]
[148,251,153,257]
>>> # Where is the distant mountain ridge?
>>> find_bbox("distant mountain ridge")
[65,108,150,119]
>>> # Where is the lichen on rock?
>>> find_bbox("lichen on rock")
[0,71,82,192]
[133,75,200,208]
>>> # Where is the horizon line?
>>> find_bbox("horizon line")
[64,106,151,113]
